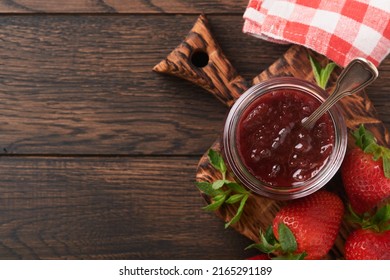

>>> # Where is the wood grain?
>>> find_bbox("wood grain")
[0,15,287,155]
[0,0,247,13]
[0,156,253,259]
[154,14,249,107]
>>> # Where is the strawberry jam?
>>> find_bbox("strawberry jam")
[236,89,335,187]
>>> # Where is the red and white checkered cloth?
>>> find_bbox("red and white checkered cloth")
[243,0,390,67]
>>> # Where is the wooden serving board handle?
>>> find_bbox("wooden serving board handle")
[153,14,389,259]
[153,14,249,107]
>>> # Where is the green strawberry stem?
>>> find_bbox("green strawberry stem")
[352,124,390,178]
[247,224,307,260]
[195,149,251,228]
[348,203,390,232]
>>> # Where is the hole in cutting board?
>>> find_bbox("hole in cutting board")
[191,50,209,68]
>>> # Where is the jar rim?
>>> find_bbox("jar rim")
[223,77,347,200]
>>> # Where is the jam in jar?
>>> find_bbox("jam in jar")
[223,77,347,200]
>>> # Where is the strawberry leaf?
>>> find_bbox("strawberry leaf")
[320,62,336,89]
[212,179,229,190]
[247,226,307,260]
[349,203,390,232]
[264,226,276,245]
[259,233,276,253]
[208,149,227,177]
[195,182,223,197]
[353,126,364,148]
[198,149,252,227]
[277,223,297,253]
[352,124,390,179]
[225,194,249,228]
[226,182,250,194]
[246,228,277,253]
[309,55,322,86]
[203,195,226,211]
[372,204,390,231]
[382,204,390,223]
[309,55,336,89]
[246,243,274,254]
[225,193,244,204]
[348,204,364,225]
[372,204,389,224]
[382,155,390,178]
[383,224,390,231]
[353,124,377,150]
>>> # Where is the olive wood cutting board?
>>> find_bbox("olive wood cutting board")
[153,14,390,259]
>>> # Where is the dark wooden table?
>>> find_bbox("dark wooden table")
[0,1,389,260]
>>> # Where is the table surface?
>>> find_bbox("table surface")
[0,0,389,260]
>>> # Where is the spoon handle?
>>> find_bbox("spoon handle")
[302,58,378,129]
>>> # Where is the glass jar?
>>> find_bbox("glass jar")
[223,77,347,200]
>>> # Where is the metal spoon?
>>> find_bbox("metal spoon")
[302,58,379,129]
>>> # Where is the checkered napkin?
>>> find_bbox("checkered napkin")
[243,0,390,67]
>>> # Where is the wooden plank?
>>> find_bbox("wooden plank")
[0,156,253,259]
[0,15,289,155]
[0,0,247,13]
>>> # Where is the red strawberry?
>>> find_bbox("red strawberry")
[345,203,390,260]
[341,125,390,214]
[248,190,344,259]
[345,229,390,260]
